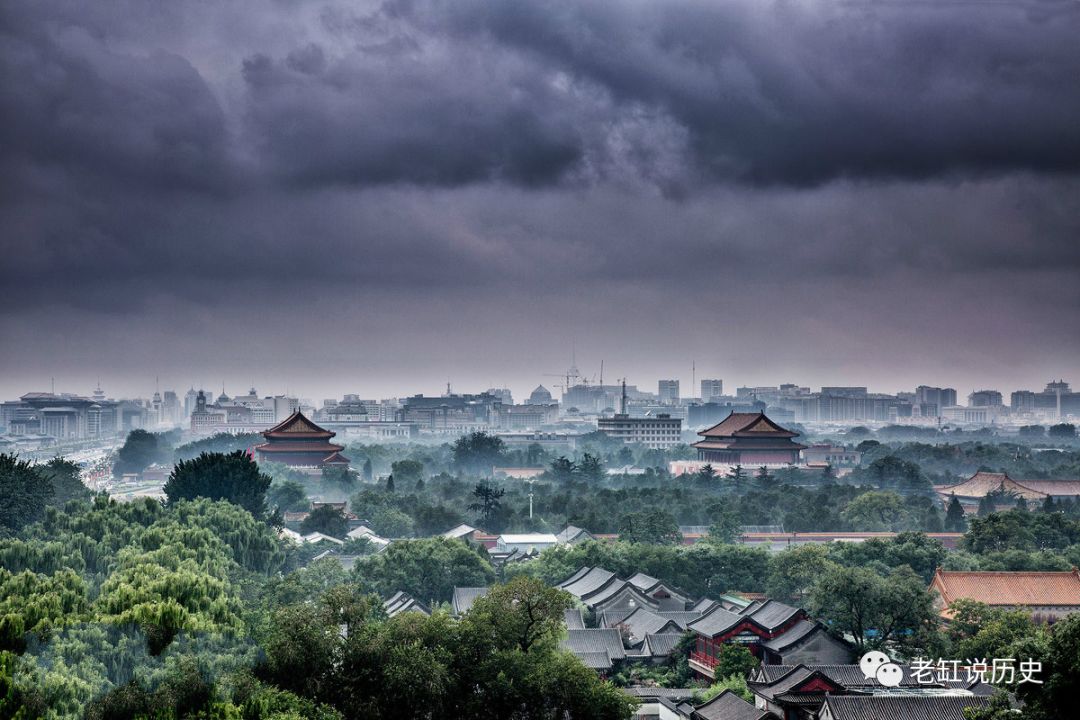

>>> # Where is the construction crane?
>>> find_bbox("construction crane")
[543,368,581,389]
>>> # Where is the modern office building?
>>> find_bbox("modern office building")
[597,413,683,449]
[658,380,680,405]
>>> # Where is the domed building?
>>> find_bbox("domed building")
[526,385,554,405]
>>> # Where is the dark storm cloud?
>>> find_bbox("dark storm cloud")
[0,6,231,195]
[1,0,1079,399]
[5,0,1080,195]
[239,44,585,187]
[383,0,1080,185]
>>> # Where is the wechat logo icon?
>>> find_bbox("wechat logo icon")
[859,650,904,688]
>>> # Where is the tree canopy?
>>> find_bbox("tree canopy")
[163,450,272,518]
[452,432,505,476]
[0,454,53,535]
[352,537,496,603]
[113,429,174,478]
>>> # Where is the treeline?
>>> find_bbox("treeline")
[113,430,262,478]
[268,452,1080,542]
[304,473,950,538]
[0,455,93,534]
[0,450,632,719]
[108,429,1080,547]
[852,440,1080,483]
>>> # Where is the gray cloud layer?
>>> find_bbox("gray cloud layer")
[1,0,1079,398]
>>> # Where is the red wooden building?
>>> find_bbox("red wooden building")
[254,410,349,468]
[691,412,806,465]
[687,600,807,679]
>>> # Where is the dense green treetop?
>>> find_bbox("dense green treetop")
[40,457,93,508]
[0,453,54,535]
[164,451,272,518]
[352,537,496,604]
[452,431,506,476]
[617,509,682,545]
[300,505,349,539]
[113,430,176,478]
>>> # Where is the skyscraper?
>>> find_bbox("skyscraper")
[658,379,680,404]
[700,378,724,401]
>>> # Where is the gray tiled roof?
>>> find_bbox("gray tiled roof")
[752,664,996,695]
[580,577,629,604]
[821,695,993,720]
[564,607,585,629]
[687,606,745,637]
[383,591,431,618]
[759,619,821,651]
[557,566,592,588]
[691,598,719,613]
[592,580,660,608]
[451,586,489,615]
[743,599,802,630]
[560,628,627,661]
[738,599,765,615]
[693,690,770,720]
[628,572,659,590]
[556,525,593,543]
[608,607,682,644]
[561,567,617,598]
[644,632,685,657]
[656,610,705,628]
[622,687,696,701]
[574,651,614,670]
[750,666,835,701]
[599,607,635,628]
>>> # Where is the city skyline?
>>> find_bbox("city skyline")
[3,367,1074,409]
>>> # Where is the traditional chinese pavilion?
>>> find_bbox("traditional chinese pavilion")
[691,412,806,465]
[254,410,349,468]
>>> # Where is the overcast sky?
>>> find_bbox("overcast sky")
[2,0,1079,403]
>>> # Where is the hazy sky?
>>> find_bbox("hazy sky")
[2,0,1079,403]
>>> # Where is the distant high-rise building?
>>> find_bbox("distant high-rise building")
[969,390,1003,407]
[821,387,868,399]
[597,412,682,449]
[658,380,680,404]
[736,386,783,404]
[915,386,957,417]
[399,392,501,432]
[1011,390,1036,413]
[162,390,180,425]
[1033,380,1080,417]
[486,388,514,405]
[700,379,724,401]
[184,387,199,418]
